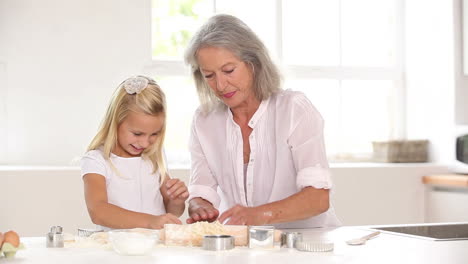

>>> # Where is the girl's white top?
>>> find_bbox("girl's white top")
[81,149,166,230]
[188,90,341,228]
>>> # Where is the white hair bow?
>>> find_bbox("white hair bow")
[122,76,149,94]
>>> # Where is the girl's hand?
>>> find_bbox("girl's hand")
[187,197,219,224]
[218,204,270,225]
[162,178,189,204]
[149,213,182,229]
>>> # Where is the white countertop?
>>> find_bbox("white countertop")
[6,226,468,264]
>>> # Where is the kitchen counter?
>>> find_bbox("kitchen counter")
[7,226,468,264]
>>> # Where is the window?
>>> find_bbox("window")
[150,0,404,166]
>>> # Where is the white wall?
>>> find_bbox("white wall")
[0,164,449,237]
[0,0,152,165]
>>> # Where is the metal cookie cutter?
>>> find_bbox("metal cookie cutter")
[281,232,303,248]
[202,235,235,251]
[46,226,64,248]
[248,226,275,249]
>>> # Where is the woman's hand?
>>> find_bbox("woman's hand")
[149,213,182,229]
[218,204,271,225]
[187,197,219,224]
[219,188,329,225]
[162,178,189,204]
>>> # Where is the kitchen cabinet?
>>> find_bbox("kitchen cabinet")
[423,174,468,222]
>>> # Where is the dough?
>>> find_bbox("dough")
[163,222,280,247]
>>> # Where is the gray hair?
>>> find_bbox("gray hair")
[184,14,282,112]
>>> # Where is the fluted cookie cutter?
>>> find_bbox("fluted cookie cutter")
[295,240,334,252]
[202,235,235,251]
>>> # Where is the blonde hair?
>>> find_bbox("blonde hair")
[87,76,167,181]
[184,14,282,112]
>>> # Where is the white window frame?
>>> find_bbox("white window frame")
[148,0,406,162]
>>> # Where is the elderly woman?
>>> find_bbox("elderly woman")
[184,14,340,228]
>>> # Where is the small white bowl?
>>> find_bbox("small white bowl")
[108,229,159,256]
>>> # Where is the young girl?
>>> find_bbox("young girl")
[81,75,188,230]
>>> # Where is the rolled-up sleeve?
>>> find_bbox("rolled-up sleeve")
[296,166,332,190]
[188,111,221,208]
[288,94,333,190]
[188,185,221,208]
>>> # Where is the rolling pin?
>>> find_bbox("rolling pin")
[161,223,282,246]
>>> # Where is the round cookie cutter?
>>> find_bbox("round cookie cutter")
[202,235,235,251]
[281,232,303,248]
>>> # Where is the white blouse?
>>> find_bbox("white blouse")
[188,90,341,228]
[81,149,166,230]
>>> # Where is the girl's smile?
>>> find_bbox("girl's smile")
[130,144,145,153]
